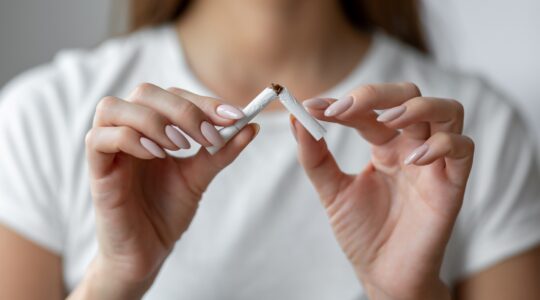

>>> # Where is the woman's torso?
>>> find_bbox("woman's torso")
[1,25,538,299]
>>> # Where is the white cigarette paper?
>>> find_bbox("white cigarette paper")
[205,84,326,155]
[206,87,278,155]
[279,87,326,141]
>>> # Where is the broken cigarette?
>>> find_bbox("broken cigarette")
[206,83,326,155]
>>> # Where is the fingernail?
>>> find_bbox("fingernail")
[377,106,406,122]
[324,95,353,117]
[216,104,245,120]
[165,125,191,149]
[290,115,298,141]
[201,121,224,147]
[404,144,429,165]
[252,123,261,136]
[140,137,166,158]
[303,98,331,110]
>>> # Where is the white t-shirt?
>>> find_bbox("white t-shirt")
[421,0,540,159]
[0,25,539,299]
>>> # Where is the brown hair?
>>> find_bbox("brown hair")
[129,0,428,53]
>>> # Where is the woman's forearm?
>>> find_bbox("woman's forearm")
[67,256,153,300]
[362,277,451,300]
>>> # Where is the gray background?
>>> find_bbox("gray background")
[1,0,539,147]
[0,0,120,86]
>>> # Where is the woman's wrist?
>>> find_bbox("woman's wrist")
[68,256,153,300]
[363,283,450,300]
[359,272,451,300]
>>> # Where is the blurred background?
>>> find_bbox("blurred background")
[0,0,125,86]
[1,0,539,146]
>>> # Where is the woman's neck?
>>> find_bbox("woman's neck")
[176,0,370,109]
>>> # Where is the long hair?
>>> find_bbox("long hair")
[129,0,428,53]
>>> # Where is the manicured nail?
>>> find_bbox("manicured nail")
[290,115,298,141]
[201,121,224,147]
[377,106,406,122]
[324,95,353,117]
[165,125,190,149]
[216,104,245,120]
[140,137,166,158]
[303,98,331,110]
[404,144,429,165]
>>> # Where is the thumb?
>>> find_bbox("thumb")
[180,123,259,195]
[291,115,345,205]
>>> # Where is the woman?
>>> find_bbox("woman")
[0,0,539,299]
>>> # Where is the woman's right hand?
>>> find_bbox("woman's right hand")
[70,83,257,300]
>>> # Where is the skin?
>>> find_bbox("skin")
[1,0,539,299]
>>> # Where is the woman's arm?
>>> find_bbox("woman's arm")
[296,82,473,299]
[0,224,64,299]
[296,81,540,299]
[456,246,540,300]
[68,84,256,299]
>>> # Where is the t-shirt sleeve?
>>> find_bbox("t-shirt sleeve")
[444,86,540,281]
[0,69,67,254]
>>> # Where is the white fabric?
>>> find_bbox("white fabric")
[0,25,539,299]
[421,0,540,161]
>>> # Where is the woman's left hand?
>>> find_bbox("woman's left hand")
[293,82,474,300]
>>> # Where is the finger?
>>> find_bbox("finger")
[85,126,164,177]
[405,132,475,185]
[167,87,245,124]
[94,96,182,150]
[346,82,422,112]
[303,98,397,145]
[126,83,225,147]
[303,82,423,145]
[291,115,346,206]
[377,97,464,139]
[179,123,259,195]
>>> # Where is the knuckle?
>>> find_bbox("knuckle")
[174,100,203,122]
[211,159,229,171]
[166,87,184,95]
[407,96,425,108]
[85,129,96,147]
[117,127,136,148]
[359,84,379,100]
[198,96,218,111]
[450,99,465,118]
[463,135,475,151]
[435,132,453,145]
[143,109,167,128]
[96,96,118,114]
[169,87,211,108]
[401,97,427,118]
[131,82,158,101]
[401,82,422,97]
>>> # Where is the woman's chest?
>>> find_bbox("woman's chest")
[62,122,371,298]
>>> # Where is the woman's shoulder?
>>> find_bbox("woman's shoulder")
[373,32,519,136]
[0,25,174,117]
[376,34,540,281]
[0,26,178,187]
[0,26,182,255]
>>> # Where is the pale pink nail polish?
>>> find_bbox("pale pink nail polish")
[216,104,245,120]
[201,121,224,147]
[377,106,406,122]
[324,96,353,117]
[140,137,166,158]
[165,125,190,149]
[303,98,332,110]
[404,144,429,165]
